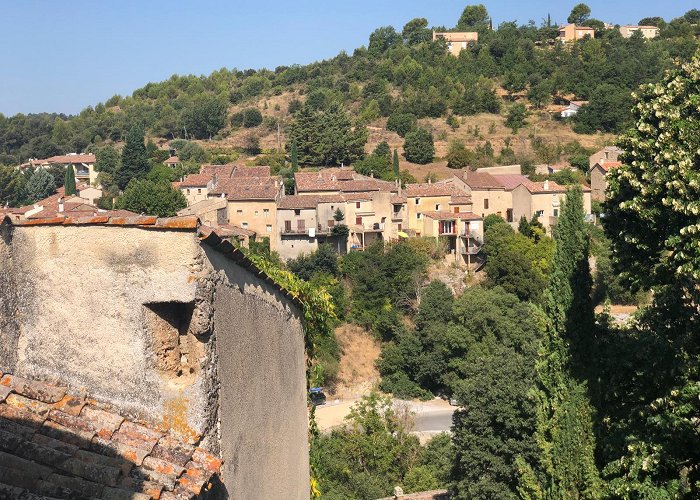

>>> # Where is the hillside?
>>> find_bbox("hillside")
[1,5,698,175]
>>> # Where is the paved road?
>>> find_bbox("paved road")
[315,397,456,442]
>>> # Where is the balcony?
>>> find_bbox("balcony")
[75,169,90,178]
[281,223,332,236]
[355,222,385,232]
[461,242,482,255]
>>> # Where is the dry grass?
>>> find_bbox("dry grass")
[331,324,381,399]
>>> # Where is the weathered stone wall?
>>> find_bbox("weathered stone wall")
[205,247,309,500]
[0,222,310,498]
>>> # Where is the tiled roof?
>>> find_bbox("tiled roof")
[222,184,280,201]
[422,211,481,221]
[44,154,96,164]
[200,164,235,179]
[4,214,200,229]
[449,195,472,205]
[277,194,346,210]
[231,166,271,178]
[178,174,211,188]
[0,372,221,500]
[405,183,459,197]
[492,174,534,191]
[294,169,395,193]
[596,161,621,172]
[391,194,407,204]
[463,171,504,189]
[211,223,256,238]
[164,156,179,164]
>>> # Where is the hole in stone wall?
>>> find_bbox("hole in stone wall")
[143,301,196,377]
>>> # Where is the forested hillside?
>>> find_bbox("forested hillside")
[0,4,698,168]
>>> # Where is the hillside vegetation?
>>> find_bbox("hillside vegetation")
[1,4,698,176]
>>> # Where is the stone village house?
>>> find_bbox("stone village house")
[0,213,310,499]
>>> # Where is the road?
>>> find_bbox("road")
[314,397,456,443]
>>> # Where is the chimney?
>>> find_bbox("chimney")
[58,197,64,213]
[543,180,549,191]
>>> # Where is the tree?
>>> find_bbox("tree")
[115,179,187,217]
[506,104,529,134]
[402,18,431,46]
[456,4,490,31]
[374,141,391,158]
[530,186,601,497]
[289,140,299,171]
[64,165,76,195]
[446,140,473,169]
[606,52,700,288]
[387,112,417,137]
[116,125,150,190]
[368,26,402,57]
[0,165,27,206]
[393,148,400,178]
[182,95,228,139]
[403,128,434,164]
[573,84,633,134]
[241,107,263,128]
[568,3,591,25]
[25,168,56,202]
[177,141,208,163]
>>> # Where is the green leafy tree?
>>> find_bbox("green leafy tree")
[456,4,490,31]
[117,125,150,190]
[289,139,299,171]
[403,128,434,164]
[446,140,473,169]
[182,95,228,139]
[573,84,633,134]
[0,166,27,206]
[568,3,592,25]
[387,112,417,137]
[506,103,529,134]
[402,18,431,46]
[368,26,402,57]
[25,168,56,202]
[115,179,187,217]
[177,141,208,163]
[64,165,76,195]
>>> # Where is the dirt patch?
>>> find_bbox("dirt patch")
[331,324,381,399]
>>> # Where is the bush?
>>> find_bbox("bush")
[403,128,434,164]
[242,107,263,128]
[446,140,473,169]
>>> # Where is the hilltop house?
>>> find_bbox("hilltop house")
[0,214,310,498]
[589,145,622,169]
[558,24,595,42]
[432,31,479,56]
[619,25,659,38]
[20,153,99,187]
[559,100,588,118]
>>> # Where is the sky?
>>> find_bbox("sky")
[0,1,695,116]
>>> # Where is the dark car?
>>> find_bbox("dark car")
[309,387,327,406]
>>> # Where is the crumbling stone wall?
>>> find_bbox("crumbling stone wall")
[0,223,310,498]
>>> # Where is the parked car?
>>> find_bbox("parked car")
[309,387,327,406]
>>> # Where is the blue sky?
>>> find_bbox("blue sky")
[0,1,695,115]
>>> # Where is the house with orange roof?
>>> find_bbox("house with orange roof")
[509,178,592,230]
[558,24,595,42]
[589,160,622,201]
[20,153,99,186]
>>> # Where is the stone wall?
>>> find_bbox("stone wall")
[0,221,310,498]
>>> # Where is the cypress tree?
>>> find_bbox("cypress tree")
[64,165,76,195]
[393,148,399,178]
[290,140,299,171]
[116,125,150,190]
[526,186,601,497]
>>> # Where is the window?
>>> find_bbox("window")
[263,209,269,217]
[435,204,440,211]
[266,224,272,233]
[356,202,361,209]
[454,207,460,213]
[328,219,335,227]
[254,210,258,216]
[553,208,559,217]
[417,213,422,219]
[297,220,306,231]
[284,220,292,232]
[355,216,362,225]
[197,188,202,194]
[186,189,191,194]
[242,222,248,229]
[484,199,489,209]
[415,198,420,204]
[506,208,513,223]
[294,209,301,216]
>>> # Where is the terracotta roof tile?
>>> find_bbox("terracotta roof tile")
[0,373,221,499]
[462,171,504,189]
[405,183,460,197]
[596,161,622,172]
[43,154,96,164]
[178,174,211,188]
[277,194,346,209]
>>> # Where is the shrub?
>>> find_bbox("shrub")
[403,128,434,164]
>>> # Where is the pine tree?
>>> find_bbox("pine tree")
[64,165,76,195]
[393,148,399,178]
[517,215,531,238]
[116,125,150,190]
[26,168,56,202]
[527,186,601,498]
